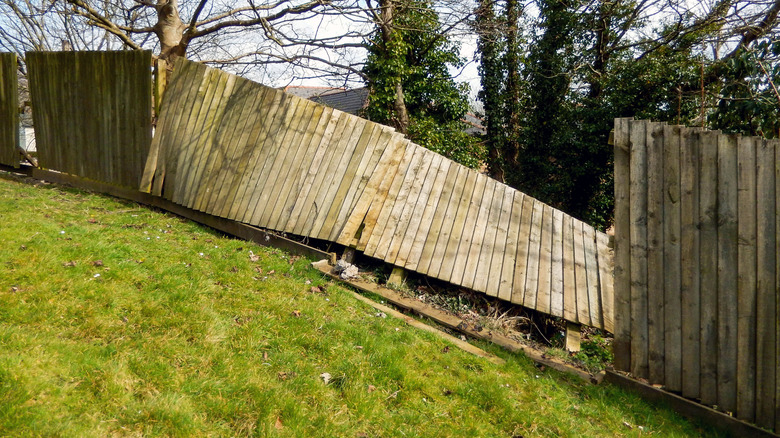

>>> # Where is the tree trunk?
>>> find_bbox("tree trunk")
[153,0,187,61]
[379,0,410,134]
[503,0,521,181]
[475,0,504,181]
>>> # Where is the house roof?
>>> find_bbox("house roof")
[282,85,341,100]
[311,87,370,115]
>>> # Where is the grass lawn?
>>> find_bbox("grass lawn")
[0,173,722,437]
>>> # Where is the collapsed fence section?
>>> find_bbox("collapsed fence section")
[26,51,152,188]
[0,52,18,168]
[142,58,615,333]
[613,118,779,432]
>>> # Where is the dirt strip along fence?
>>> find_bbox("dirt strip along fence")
[613,118,779,432]
[142,58,615,333]
[0,52,19,168]
[26,51,153,188]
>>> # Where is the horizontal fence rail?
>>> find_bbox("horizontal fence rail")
[142,58,615,332]
[27,51,152,188]
[0,52,18,167]
[613,118,779,432]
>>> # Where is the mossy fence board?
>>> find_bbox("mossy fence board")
[26,51,152,188]
[0,52,19,168]
[613,118,779,433]
[142,59,615,333]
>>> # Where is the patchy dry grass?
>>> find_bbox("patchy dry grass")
[0,173,723,437]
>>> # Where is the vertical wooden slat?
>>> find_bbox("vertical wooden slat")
[573,220,591,327]
[736,135,757,422]
[596,231,614,333]
[399,156,450,270]
[549,209,565,318]
[698,130,719,405]
[497,193,523,302]
[663,124,683,392]
[485,186,514,297]
[382,149,436,264]
[646,121,665,384]
[755,138,776,429]
[776,138,780,434]
[0,52,19,167]
[522,200,544,309]
[534,204,554,316]
[363,142,417,256]
[582,223,601,329]
[717,133,739,414]
[472,180,505,294]
[613,117,632,371]
[371,146,426,260]
[436,170,478,282]
[414,163,460,274]
[424,165,469,278]
[450,175,489,286]
[680,127,701,398]
[510,194,534,305]
[629,119,649,379]
[462,177,497,291]
[561,214,577,323]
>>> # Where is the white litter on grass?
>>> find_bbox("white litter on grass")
[60,230,65,234]
[93,274,100,278]
[333,259,359,280]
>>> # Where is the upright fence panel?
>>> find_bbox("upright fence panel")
[614,118,779,432]
[26,51,152,188]
[0,52,19,167]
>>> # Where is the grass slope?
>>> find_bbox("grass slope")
[0,174,721,437]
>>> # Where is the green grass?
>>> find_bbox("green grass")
[0,173,722,437]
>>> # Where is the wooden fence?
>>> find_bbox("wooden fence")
[26,51,152,188]
[142,58,615,332]
[613,118,779,432]
[0,52,18,168]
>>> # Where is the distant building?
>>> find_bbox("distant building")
[282,85,485,136]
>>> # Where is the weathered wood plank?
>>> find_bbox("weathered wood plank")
[534,204,554,316]
[383,149,437,264]
[497,192,523,302]
[663,124,682,392]
[0,52,19,167]
[363,142,417,255]
[680,126,701,398]
[327,125,391,242]
[646,121,665,384]
[372,146,427,260]
[153,60,206,197]
[415,163,461,274]
[521,200,544,309]
[339,132,406,247]
[736,135,757,422]
[462,177,498,291]
[510,194,534,305]
[424,164,469,278]
[316,121,378,240]
[629,119,649,379]
[582,223,601,329]
[613,117,632,371]
[436,169,478,282]
[484,185,514,297]
[305,117,365,238]
[449,174,488,286]
[185,73,237,210]
[549,208,565,318]
[212,85,274,218]
[396,154,449,269]
[754,138,776,429]
[573,219,591,327]
[246,97,309,227]
[255,98,317,227]
[698,129,719,405]
[287,109,344,234]
[596,232,614,333]
[716,133,739,414]
[561,214,577,323]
